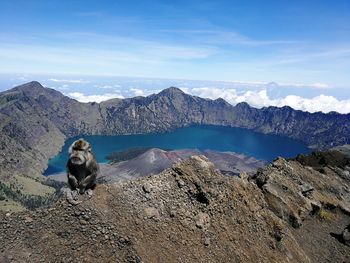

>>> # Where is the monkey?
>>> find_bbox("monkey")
[66,138,99,194]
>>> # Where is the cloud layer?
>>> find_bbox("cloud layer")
[7,75,344,114]
[67,92,124,103]
[62,86,350,114]
[187,87,350,114]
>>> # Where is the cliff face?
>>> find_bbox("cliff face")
[1,155,349,262]
[251,150,350,262]
[1,81,350,210]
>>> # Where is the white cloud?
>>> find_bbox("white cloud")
[66,92,124,103]
[279,82,330,89]
[178,87,190,93]
[276,94,350,113]
[187,87,350,114]
[49,78,90,84]
[130,88,145,96]
[161,29,299,47]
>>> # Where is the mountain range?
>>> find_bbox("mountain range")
[1,81,350,210]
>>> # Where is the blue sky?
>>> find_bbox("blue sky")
[0,1,350,113]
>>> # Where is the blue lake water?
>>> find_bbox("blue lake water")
[44,125,311,175]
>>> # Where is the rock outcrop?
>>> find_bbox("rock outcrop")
[250,151,350,261]
[0,156,310,263]
[1,155,349,262]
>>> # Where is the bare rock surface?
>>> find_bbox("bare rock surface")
[1,156,315,263]
[251,151,350,262]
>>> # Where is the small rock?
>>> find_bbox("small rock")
[119,236,130,245]
[204,237,210,246]
[196,212,210,229]
[300,183,314,197]
[79,219,87,225]
[239,172,249,181]
[169,210,176,218]
[24,216,33,223]
[85,189,93,197]
[177,179,185,188]
[143,183,152,193]
[342,225,350,246]
[144,207,160,219]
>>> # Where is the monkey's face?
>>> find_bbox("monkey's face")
[68,139,91,165]
[69,149,88,165]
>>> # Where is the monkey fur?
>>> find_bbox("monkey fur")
[66,138,99,194]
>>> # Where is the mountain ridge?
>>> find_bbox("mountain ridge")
[4,81,350,152]
[1,81,350,210]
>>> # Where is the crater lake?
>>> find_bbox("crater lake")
[44,125,311,175]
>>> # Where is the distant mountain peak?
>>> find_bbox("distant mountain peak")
[266,81,279,87]
[235,101,251,108]
[158,86,185,96]
[12,81,45,94]
[213,97,231,106]
[15,81,43,90]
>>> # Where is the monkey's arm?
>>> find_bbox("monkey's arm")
[67,173,79,189]
[67,160,79,189]
[78,160,99,193]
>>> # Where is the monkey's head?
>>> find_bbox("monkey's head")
[68,138,92,165]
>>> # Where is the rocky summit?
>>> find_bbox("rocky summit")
[1,153,349,262]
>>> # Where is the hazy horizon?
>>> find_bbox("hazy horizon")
[0,1,349,113]
[1,73,350,114]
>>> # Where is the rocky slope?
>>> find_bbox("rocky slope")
[1,81,350,210]
[250,150,350,262]
[98,148,264,182]
[1,154,349,262]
